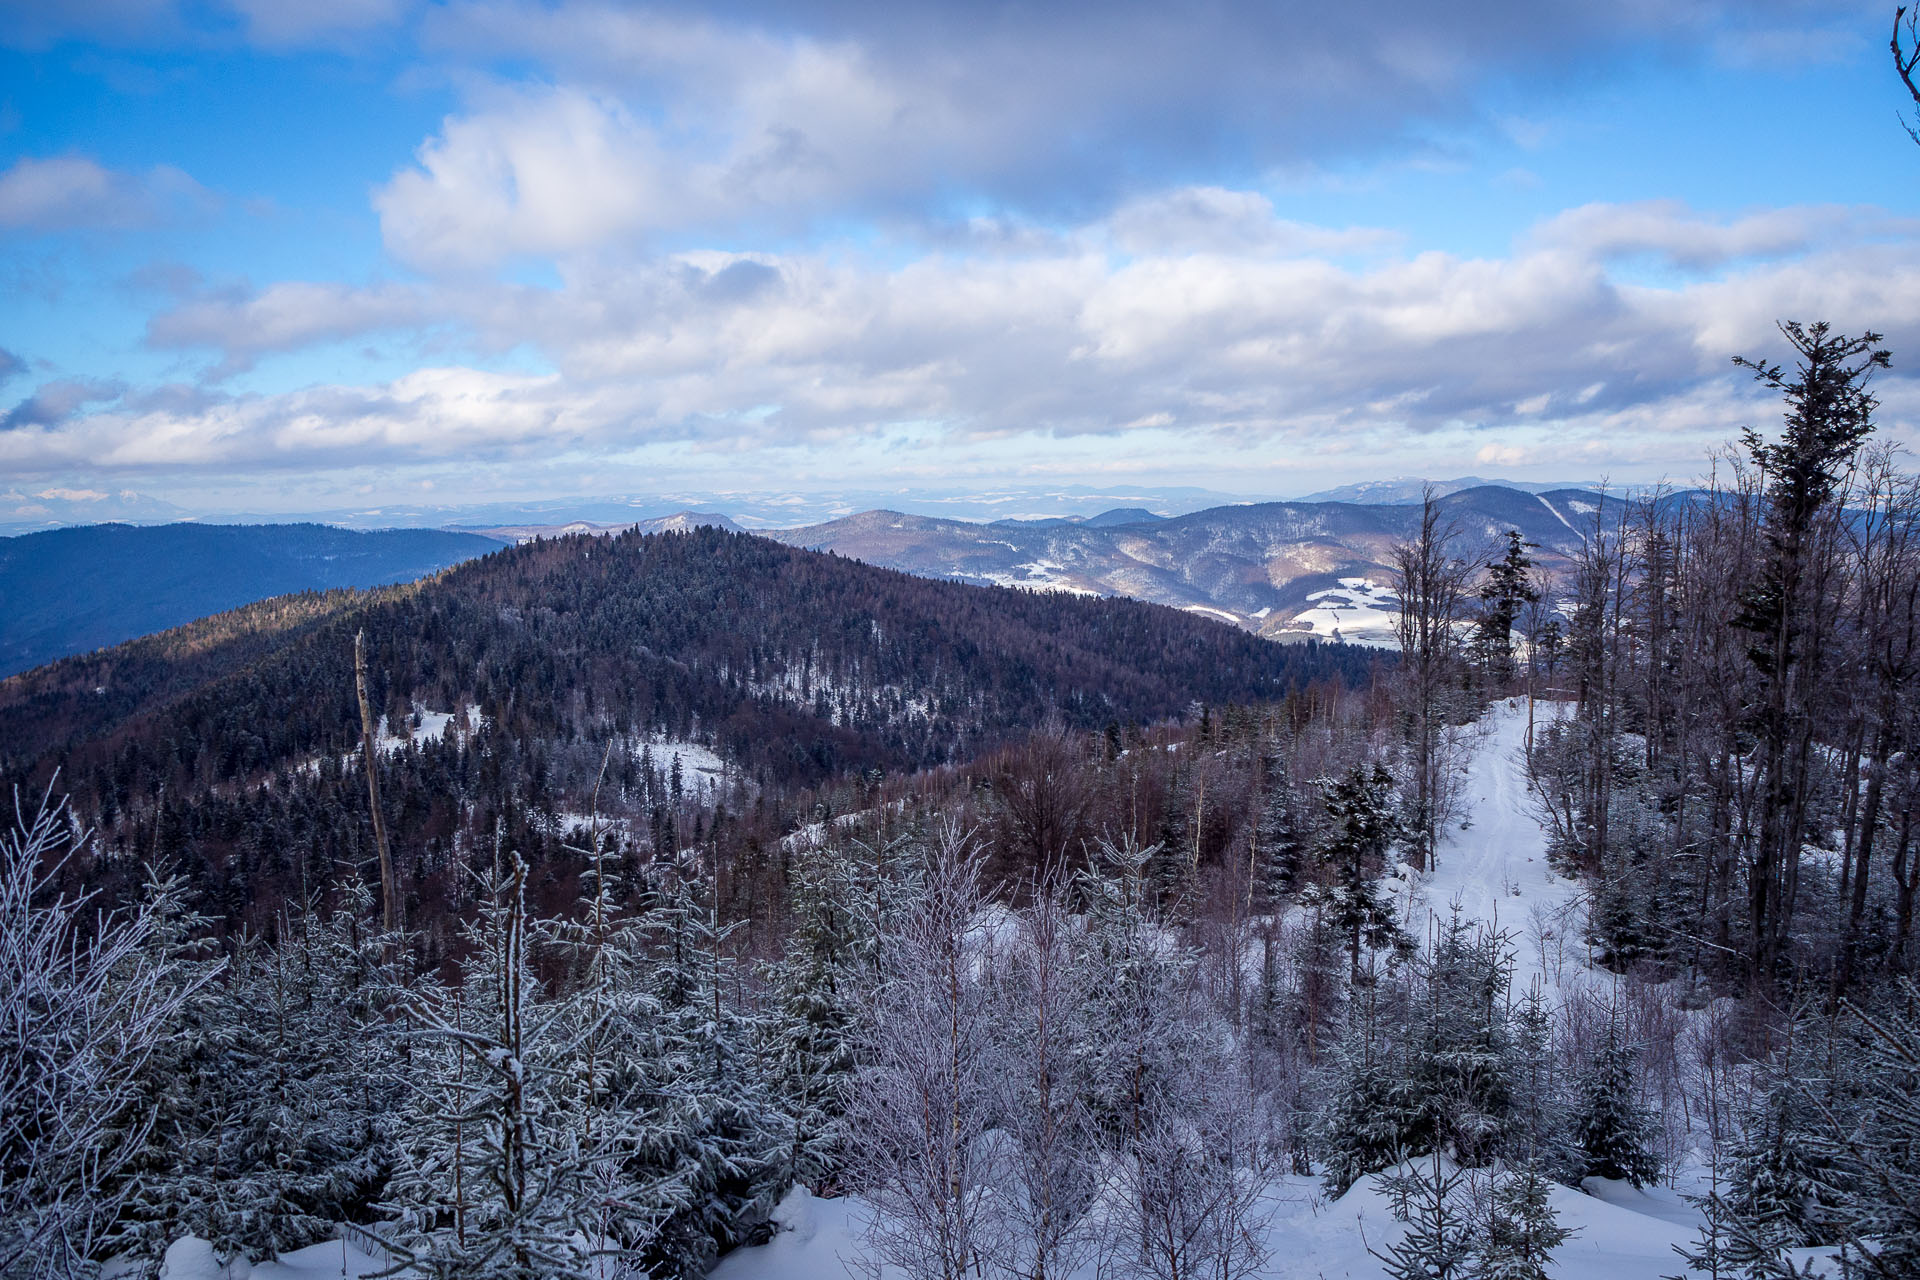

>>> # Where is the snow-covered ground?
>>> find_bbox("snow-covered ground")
[1404,696,1588,995]
[163,697,1862,1280]
[711,1168,1721,1280]
[1288,577,1401,647]
[142,1234,387,1280]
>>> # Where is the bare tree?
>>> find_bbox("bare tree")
[1110,991,1271,1280]
[844,823,1002,1280]
[0,791,212,1280]
[984,874,1101,1280]
[1895,6,1920,144]
[1392,488,1477,871]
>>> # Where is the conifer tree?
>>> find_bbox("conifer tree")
[166,885,406,1263]
[382,850,604,1280]
[637,860,782,1278]
[1370,1151,1478,1280]
[1474,532,1539,686]
[1571,1015,1661,1189]
[1316,765,1410,981]
[1475,1167,1572,1280]
[1253,738,1307,907]
[758,840,862,1193]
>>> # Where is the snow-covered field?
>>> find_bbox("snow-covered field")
[1288,577,1401,647]
[709,1165,1720,1280]
[1404,697,1587,995]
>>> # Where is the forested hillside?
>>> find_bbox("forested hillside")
[770,484,1626,635]
[0,525,1373,938]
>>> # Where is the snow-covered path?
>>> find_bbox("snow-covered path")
[1407,695,1587,994]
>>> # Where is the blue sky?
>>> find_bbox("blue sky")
[2,0,1917,520]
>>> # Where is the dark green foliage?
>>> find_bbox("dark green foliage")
[1315,763,1410,981]
[1473,531,1538,684]
[1254,736,1308,906]
[1478,1168,1573,1280]
[1,528,1378,937]
[1317,916,1537,1194]
[1571,1018,1661,1189]
[1370,1152,1478,1280]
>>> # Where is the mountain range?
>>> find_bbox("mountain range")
[0,527,1376,934]
[0,484,1628,678]
[0,523,503,678]
[765,485,1618,645]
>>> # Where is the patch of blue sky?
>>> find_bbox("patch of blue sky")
[1260,41,1916,261]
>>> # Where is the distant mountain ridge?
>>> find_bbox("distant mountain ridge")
[767,485,1626,642]
[0,486,1636,680]
[1295,476,1605,504]
[468,511,744,543]
[0,523,503,678]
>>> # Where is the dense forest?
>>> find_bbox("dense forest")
[9,326,1920,1280]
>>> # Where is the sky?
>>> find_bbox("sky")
[1,0,1918,520]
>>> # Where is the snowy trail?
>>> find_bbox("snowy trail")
[1409,695,1588,995]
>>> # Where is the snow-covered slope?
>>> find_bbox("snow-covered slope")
[1288,576,1400,647]
[1406,695,1586,993]
[712,1165,1712,1280]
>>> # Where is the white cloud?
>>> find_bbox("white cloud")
[27,196,1920,493]
[146,280,434,375]
[1527,200,1911,269]
[378,0,1822,271]
[0,155,213,231]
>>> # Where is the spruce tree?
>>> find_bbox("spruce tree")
[1317,764,1411,981]
[1254,737,1307,907]
[381,850,602,1280]
[1370,1151,1478,1280]
[758,840,862,1193]
[1473,532,1539,685]
[1476,1167,1572,1280]
[638,860,782,1278]
[1571,1016,1661,1189]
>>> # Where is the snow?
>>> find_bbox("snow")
[639,736,727,782]
[155,697,1818,1280]
[141,1234,387,1280]
[710,1162,1717,1280]
[972,563,1103,596]
[1289,577,1401,647]
[711,695,1725,1280]
[710,1186,868,1280]
[1182,603,1243,624]
[1405,696,1588,994]
[375,708,455,755]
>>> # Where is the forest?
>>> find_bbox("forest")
[7,322,1920,1280]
